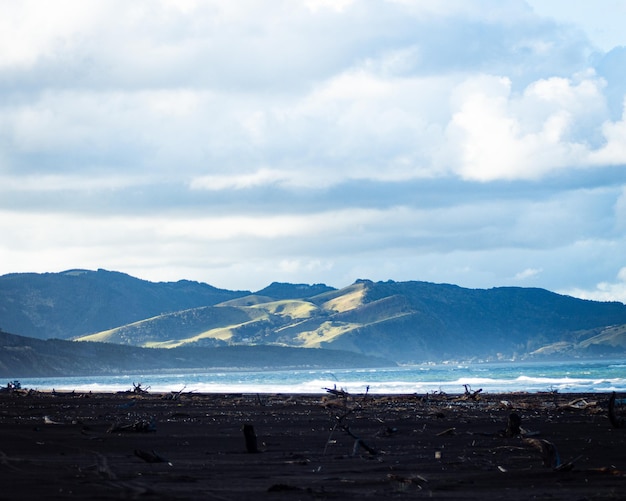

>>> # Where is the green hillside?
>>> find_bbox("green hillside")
[74,278,626,362]
[0,269,251,339]
[3,271,626,364]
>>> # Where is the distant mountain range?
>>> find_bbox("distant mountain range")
[2,269,626,377]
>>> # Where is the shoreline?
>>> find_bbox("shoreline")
[13,358,626,396]
[0,391,624,499]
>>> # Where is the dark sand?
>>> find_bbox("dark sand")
[0,390,624,500]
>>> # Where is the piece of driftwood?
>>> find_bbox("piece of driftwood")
[505,412,521,437]
[350,435,377,456]
[554,455,582,472]
[132,382,150,394]
[162,386,186,401]
[324,385,349,399]
[351,438,375,456]
[340,425,377,456]
[608,392,625,429]
[242,423,259,453]
[560,397,597,410]
[134,449,172,465]
[108,418,156,433]
[458,384,482,401]
[523,438,561,469]
[437,427,456,436]
[322,386,378,456]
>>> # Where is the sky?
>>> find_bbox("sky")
[1,1,626,301]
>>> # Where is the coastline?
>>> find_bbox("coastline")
[0,390,624,499]
[13,358,626,396]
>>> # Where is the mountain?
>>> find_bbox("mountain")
[0,269,251,339]
[3,271,626,365]
[77,278,626,362]
[529,324,626,357]
[0,329,393,378]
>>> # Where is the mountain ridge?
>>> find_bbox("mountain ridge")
[3,270,626,366]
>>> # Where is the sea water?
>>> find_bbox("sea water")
[16,359,626,394]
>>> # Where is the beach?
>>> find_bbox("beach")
[0,390,624,500]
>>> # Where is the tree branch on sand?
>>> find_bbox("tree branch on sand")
[322,385,377,456]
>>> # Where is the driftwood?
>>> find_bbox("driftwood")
[346,430,377,456]
[523,438,561,469]
[608,392,625,429]
[560,397,597,410]
[134,449,172,465]
[505,412,521,437]
[457,384,482,401]
[162,386,186,401]
[108,418,156,433]
[324,385,349,399]
[323,386,377,456]
[242,423,259,453]
[437,427,456,437]
[132,382,150,394]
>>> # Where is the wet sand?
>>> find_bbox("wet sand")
[0,390,624,500]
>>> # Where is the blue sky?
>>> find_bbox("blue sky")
[1,0,626,301]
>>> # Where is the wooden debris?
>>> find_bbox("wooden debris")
[437,427,456,436]
[608,392,625,429]
[560,397,597,410]
[523,438,561,469]
[324,385,349,398]
[554,455,582,472]
[162,386,186,401]
[457,384,482,401]
[351,437,377,457]
[505,412,521,437]
[242,423,259,453]
[107,418,156,433]
[134,449,172,465]
[132,382,150,394]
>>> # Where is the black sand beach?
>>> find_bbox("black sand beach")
[0,390,624,499]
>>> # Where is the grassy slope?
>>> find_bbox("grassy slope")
[75,280,626,362]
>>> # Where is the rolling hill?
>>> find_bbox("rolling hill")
[76,278,626,362]
[3,271,626,366]
[0,269,251,340]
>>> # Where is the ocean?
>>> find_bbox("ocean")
[16,359,626,394]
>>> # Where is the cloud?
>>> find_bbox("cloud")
[1,1,626,298]
[445,71,626,181]
[514,268,542,281]
[562,267,626,303]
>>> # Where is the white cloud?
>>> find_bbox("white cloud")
[2,0,626,299]
[0,0,103,68]
[445,72,620,181]
[562,267,626,304]
[514,268,542,281]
